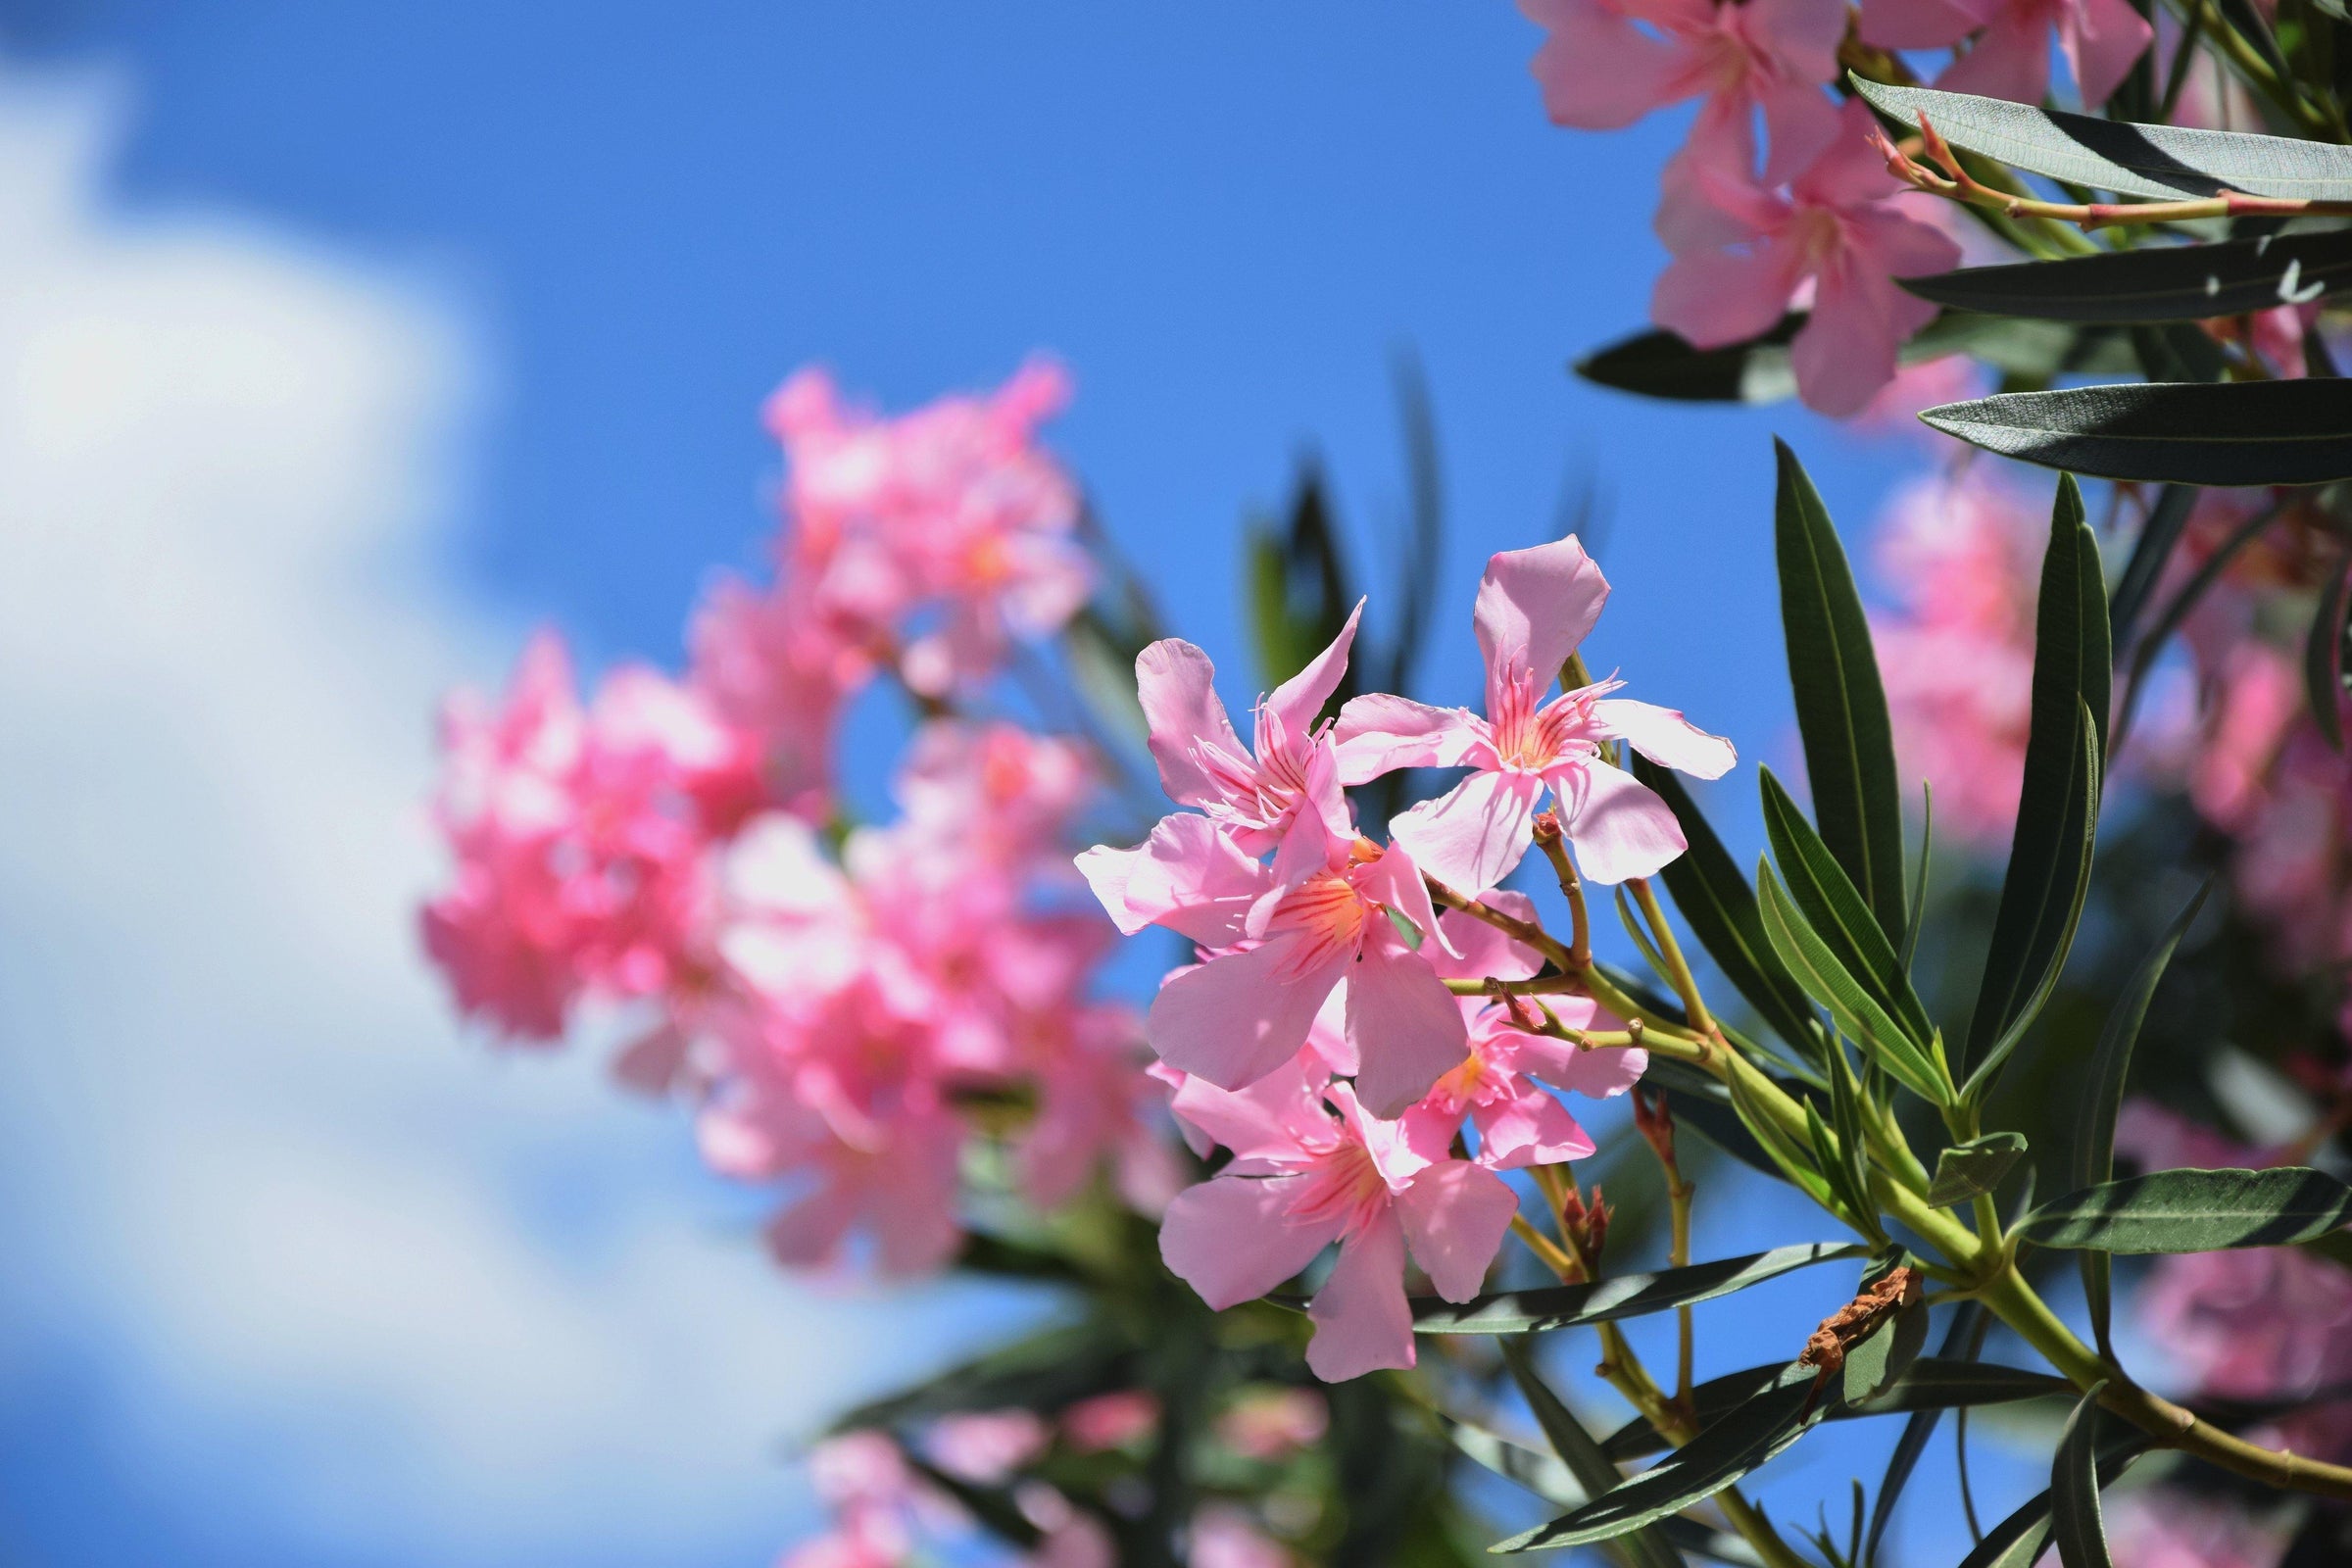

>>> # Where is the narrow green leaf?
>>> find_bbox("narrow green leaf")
[1955,1441,2149,1568]
[1968,479,2110,1080]
[2109,483,2196,652]
[1603,1356,2070,1461]
[2306,551,2352,750]
[2118,497,2286,747]
[1840,1284,1928,1407]
[1806,1099,1871,1227]
[2076,886,2209,1355]
[1644,1058,1807,1185]
[2023,1166,2352,1251]
[1866,1304,1987,1564]
[1758,861,1948,1103]
[2050,1383,2113,1568]
[1760,766,1934,1044]
[1446,1417,1585,1507]
[1637,757,1821,1058]
[1726,1064,1840,1205]
[1577,315,1804,404]
[1497,1342,1689,1568]
[1920,381,2352,486]
[1850,75,2352,201]
[1901,229,2352,323]
[1494,1363,1825,1551]
[1929,1132,2031,1208]
[1411,1243,1869,1336]
[1774,440,1909,939]
[1901,782,1933,979]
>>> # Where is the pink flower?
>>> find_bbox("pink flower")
[1655,100,1962,416]
[1060,1391,1160,1452]
[1214,1388,1329,1460]
[1190,1504,1295,1568]
[1335,535,1734,895]
[1079,815,1467,1117]
[689,573,867,822]
[928,1410,1052,1485]
[1860,0,2152,109]
[1521,0,1846,181]
[1159,1060,1519,1380]
[1133,609,1361,858]
[2105,1491,2288,1568]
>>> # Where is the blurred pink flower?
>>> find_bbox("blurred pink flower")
[1214,1388,1330,1460]
[1159,1059,1518,1381]
[1335,535,1734,893]
[1859,0,2151,107]
[1060,1391,1160,1452]
[929,1410,1052,1485]
[1520,0,1845,181]
[1655,100,1961,416]
[2105,1491,2288,1568]
[1190,1504,1295,1568]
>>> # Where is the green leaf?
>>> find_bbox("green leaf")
[1967,478,2110,1085]
[1901,782,1933,979]
[1760,766,1934,1043]
[1920,381,2352,486]
[1757,860,1948,1103]
[1602,1356,2070,1461]
[1901,229,2352,323]
[1643,1058,1810,1184]
[1956,1440,2149,1568]
[2130,321,2228,385]
[1576,316,1804,404]
[1246,465,1357,699]
[1408,1243,1868,1335]
[1866,1303,1988,1564]
[1494,1363,1825,1551]
[1725,1064,1840,1204]
[2050,1383,2113,1568]
[1840,1272,1929,1407]
[2308,551,2352,750]
[1849,75,2352,201]
[2117,497,2286,747]
[1773,441,1909,940]
[1637,758,1821,1058]
[1497,1342,1689,1568]
[2109,484,2196,652]
[2075,886,2208,1355]
[1446,1416,1584,1508]
[1929,1132,2031,1208]
[2024,1166,2352,1251]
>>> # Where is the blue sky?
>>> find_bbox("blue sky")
[0,7,2044,1566]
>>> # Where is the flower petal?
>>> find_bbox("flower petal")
[1550,759,1688,884]
[1430,890,1544,983]
[1347,923,1472,1119]
[1266,600,1364,737]
[1520,0,1690,130]
[1076,810,1268,942]
[1390,768,1546,899]
[1135,639,1249,808]
[1474,536,1611,696]
[1148,932,1347,1091]
[1471,1087,1597,1169]
[1161,1174,1340,1309]
[1169,1054,1339,1166]
[1396,1160,1519,1301]
[1590,698,1738,778]
[1333,693,1478,784]
[1305,1209,1416,1380]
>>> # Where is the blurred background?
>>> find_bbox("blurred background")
[0,6,1979,1564]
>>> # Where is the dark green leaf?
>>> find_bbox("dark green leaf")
[2023,1166,2352,1251]
[1929,1132,2031,1208]
[2213,0,2295,95]
[1840,1280,1929,1407]
[1901,781,1933,979]
[1956,1440,2149,1568]
[2050,1383,2113,1568]
[1576,316,1804,404]
[1446,1417,1584,1507]
[1866,1304,1988,1565]
[1638,759,1821,1058]
[1901,229,2352,323]
[1774,441,1909,939]
[1643,1058,1807,1184]
[2076,886,2209,1354]
[1246,465,1356,698]
[1409,1243,1868,1335]
[2131,321,2228,384]
[1758,860,1948,1102]
[1498,1342,1689,1568]
[1967,478,2110,1084]
[2109,484,2196,652]
[1603,1357,2070,1461]
[1494,1363,1825,1552]
[1725,1064,1841,1205]
[2118,497,2286,748]
[1921,380,2352,486]
[1761,766,1935,1045]
[1850,75,2352,201]
[2307,551,2352,749]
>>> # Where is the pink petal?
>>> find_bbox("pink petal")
[1135,639,1249,808]
[1471,1088,1597,1169]
[1161,1174,1342,1309]
[1430,890,1544,982]
[1655,128,1782,252]
[1934,13,2053,104]
[1347,923,1472,1119]
[1354,840,1452,956]
[1747,0,1851,74]
[1329,1080,1435,1187]
[1540,1043,1651,1099]
[1149,932,1348,1091]
[1790,257,1921,418]
[1265,600,1364,737]
[2064,0,2154,108]
[1751,81,1841,187]
[1390,768,1546,899]
[1333,693,1478,784]
[1305,1209,1416,1380]
[1652,243,1802,352]
[1551,759,1688,884]
[1076,811,1267,943]
[1169,1054,1338,1167]
[1474,535,1611,696]
[1396,1160,1519,1300]
[1590,698,1738,778]
[1519,0,1690,129]
[1856,0,1984,50]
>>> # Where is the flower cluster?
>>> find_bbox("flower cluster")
[1516,0,2156,414]
[421,363,1167,1277]
[1080,535,1733,1377]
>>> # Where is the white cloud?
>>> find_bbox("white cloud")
[0,65,1027,1564]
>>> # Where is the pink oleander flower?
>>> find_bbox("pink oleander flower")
[784,1433,941,1568]
[2106,1491,2288,1568]
[689,572,868,822]
[1520,0,1846,181]
[2189,642,2304,836]
[1401,900,1648,1166]
[1158,1059,1519,1381]
[928,1410,1052,1485]
[895,719,1097,868]
[1134,607,1361,858]
[1190,1504,1295,1568]
[1859,0,2152,109]
[766,359,1090,698]
[1655,100,1961,417]
[1214,1388,1329,1460]
[1060,1391,1160,1452]
[1335,535,1734,895]
[1079,812,1467,1117]
[1021,1002,1183,1214]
